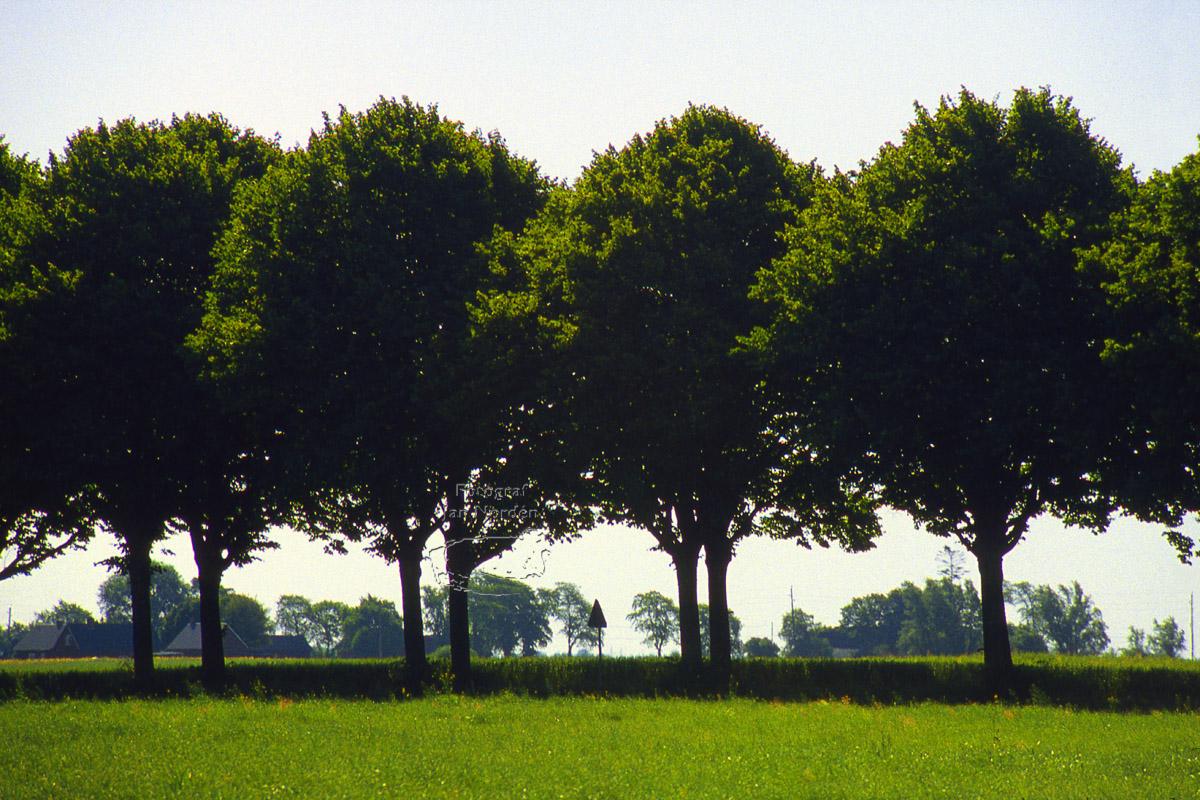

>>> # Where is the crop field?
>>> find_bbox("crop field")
[3,694,1199,799]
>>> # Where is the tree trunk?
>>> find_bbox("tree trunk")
[975,539,1013,694]
[125,534,156,689]
[193,536,226,691]
[672,541,703,675]
[705,537,733,688]
[398,551,426,691]
[445,531,474,692]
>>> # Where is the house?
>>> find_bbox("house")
[162,622,252,657]
[254,634,312,659]
[12,623,133,659]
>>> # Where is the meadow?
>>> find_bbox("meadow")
[3,694,1199,799]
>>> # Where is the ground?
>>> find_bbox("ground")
[3,694,1199,798]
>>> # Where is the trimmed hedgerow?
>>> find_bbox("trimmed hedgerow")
[1,654,1198,709]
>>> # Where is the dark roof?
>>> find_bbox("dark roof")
[12,624,66,654]
[164,622,251,656]
[254,634,312,658]
[69,624,133,657]
[12,624,133,657]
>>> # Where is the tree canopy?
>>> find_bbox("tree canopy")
[192,96,549,681]
[752,87,1135,684]
[488,104,879,678]
[1087,142,1200,559]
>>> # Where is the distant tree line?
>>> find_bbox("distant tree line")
[3,86,1199,693]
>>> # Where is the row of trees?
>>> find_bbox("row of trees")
[3,87,1199,692]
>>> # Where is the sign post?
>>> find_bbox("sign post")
[588,599,607,659]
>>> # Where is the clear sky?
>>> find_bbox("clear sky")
[2,1,1198,655]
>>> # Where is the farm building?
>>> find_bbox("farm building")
[255,634,313,658]
[161,624,312,658]
[11,623,133,659]
[162,623,252,657]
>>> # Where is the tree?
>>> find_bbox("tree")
[838,591,907,655]
[753,88,1134,688]
[437,468,590,685]
[307,600,352,656]
[779,609,833,657]
[1148,617,1186,657]
[338,596,404,658]
[937,546,968,584]
[468,573,551,657]
[542,582,598,656]
[1009,581,1109,655]
[1008,623,1049,654]
[1123,626,1149,656]
[275,595,316,641]
[421,586,449,647]
[220,592,272,648]
[97,561,196,646]
[1087,143,1200,559]
[0,622,26,657]
[628,590,680,657]
[33,601,96,626]
[896,579,982,656]
[744,637,780,657]
[1,115,277,687]
[492,106,879,683]
[193,97,547,687]
[0,138,97,582]
[699,604,743,659]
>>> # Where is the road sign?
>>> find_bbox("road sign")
[589,600,607,659]
[588,600,607,629]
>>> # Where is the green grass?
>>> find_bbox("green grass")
[1,695,1198,798]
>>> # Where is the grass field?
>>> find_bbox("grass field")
[3,695,1199,799]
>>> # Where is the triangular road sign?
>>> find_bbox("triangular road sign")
[588,599,607,629]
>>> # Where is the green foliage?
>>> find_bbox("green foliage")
[157,586,273,648]
[191,98,550,669]
[468,573,551,657]
[627,591,680,657]
[541,582,598,655]
[32,601,96,626]
[1088,141,1200,556]
[421,574,552,657]
[306,601,352,656]
[837,579,982,656]
[0,622,26,658]
[1008,624,1050,654]
[698,604,743,658]
[1123,626,1149,657]
[421,586,449,644]
[754,87,1135,672]
[779,609,832,657]
[222,593,273,648]
[274,595,315,641]
[3,654,1200,712]
[97,561,196,645]
[487,104,878,670]
[1009,581,1109,655]
[338,596,404,658]
[1148,617,1187,657]
[743,636,780,657]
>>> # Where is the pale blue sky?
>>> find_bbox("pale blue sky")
[2,2,1198,654]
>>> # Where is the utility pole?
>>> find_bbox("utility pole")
[1191,592,1195,660]
[790,586,795,616]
